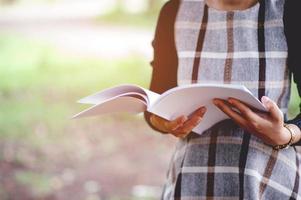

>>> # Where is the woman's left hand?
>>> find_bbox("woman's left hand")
[213,96,291,146]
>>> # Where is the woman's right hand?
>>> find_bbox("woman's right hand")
[149,106,207,138]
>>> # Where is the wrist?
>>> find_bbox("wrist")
[265,126,289,146]
[288,124,301,145]
[273,126,291,145]
[272,123,297,150]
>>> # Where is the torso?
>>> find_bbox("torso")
[161,0,301,199]
[205,0,259,11]
[175,0,290,120]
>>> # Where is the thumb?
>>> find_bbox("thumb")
[168,115,188,131]
[261,96,283,122]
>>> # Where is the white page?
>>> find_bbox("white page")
[147,83,267,135]
[78,84,160,107]
[78,84,146,104]
[72,96,147,119]
[141,89,160,107]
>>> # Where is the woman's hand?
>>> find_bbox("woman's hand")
[149,106,207,138]
[212,96,295,146]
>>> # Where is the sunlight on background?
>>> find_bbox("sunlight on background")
[0,0,178,199]
[0,0,300,199]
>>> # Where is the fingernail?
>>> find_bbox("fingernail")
[213,99,219,105]
[199,107,206,113]
[196,117,202,123]
[177,118,184,124]
[171,125,180,131]
[261,96,269,104]
[180,116,187,123]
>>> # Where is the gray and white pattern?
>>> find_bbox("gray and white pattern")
[161,0,301,199]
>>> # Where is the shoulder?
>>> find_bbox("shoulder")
[159,0,180,14]
[156,0,180,26]
[153,0,180,45]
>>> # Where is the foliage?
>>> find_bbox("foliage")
[96,0,166,28]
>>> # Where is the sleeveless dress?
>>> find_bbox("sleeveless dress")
[160,0,301,199]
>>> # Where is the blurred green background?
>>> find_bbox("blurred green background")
[0,0,300,199]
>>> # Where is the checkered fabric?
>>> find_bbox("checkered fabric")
[160,0,301,199]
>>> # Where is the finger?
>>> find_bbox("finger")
[183,107,206,129]
[213,98,247,126]
[170,107,206,138]
[174,109,206,134]
[168,115,188,131]
[189,106,207,118]
[151,114,187,133]
[255,111,269,119]
[171,129,190,138]
[261,96,283,122]
[173,107,206,132]
[228,98,261,122]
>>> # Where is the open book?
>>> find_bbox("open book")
[72,83,267,135]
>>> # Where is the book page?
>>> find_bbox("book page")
[140,89,160,107]
[78,84,146,104]
[78,84,160,107]
[147,83,267,135]
[72,96,147,119]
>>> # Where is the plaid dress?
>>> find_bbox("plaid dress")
[160,0,301,199]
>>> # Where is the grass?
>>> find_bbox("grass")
[14,170,53,196]
[288,81,300,119]
[0,35,151,91]
[0,33,152,145]
[96,2,166,29]
[96,10,158,29]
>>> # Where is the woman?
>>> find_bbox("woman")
[144,0,301,199]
